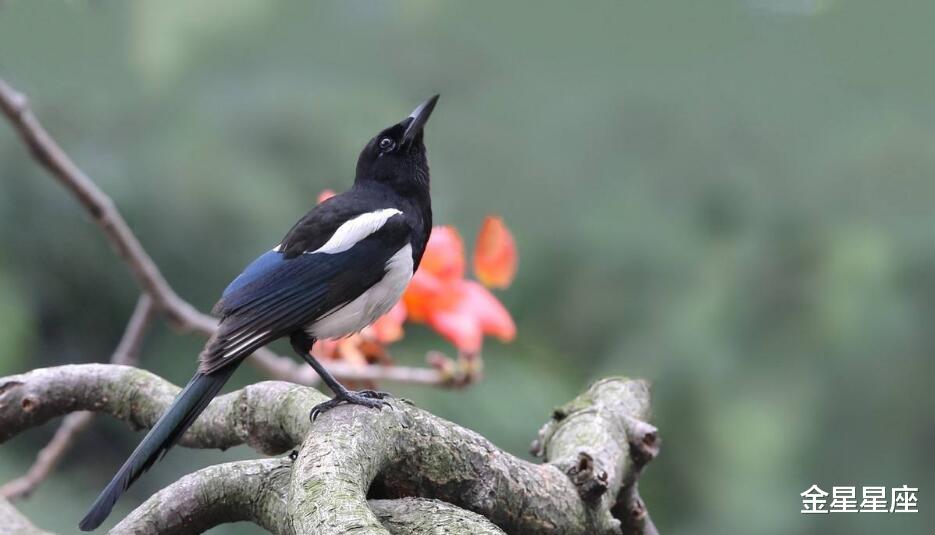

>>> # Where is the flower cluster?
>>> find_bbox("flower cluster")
[401,218,517,354]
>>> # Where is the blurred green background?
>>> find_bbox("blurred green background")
[1,1,932,533]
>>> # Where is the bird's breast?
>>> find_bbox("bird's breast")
[306,243,413,340]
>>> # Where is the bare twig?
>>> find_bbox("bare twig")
[0,412,93,500]
[0,80,197,326]
[110,294,156,366]
[0,295,155,500]
[0,77,455,388]
[326,353,479,387]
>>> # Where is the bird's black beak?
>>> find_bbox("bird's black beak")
[401,94,439,146]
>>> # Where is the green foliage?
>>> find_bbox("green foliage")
[1,1,933,533]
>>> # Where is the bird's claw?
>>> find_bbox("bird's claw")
[357,389,390,399]
[310,389,392,421]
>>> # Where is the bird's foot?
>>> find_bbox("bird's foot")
[310,389,391,421]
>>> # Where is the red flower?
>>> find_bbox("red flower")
[425,279,515,353]
[474,216,517,289]
[363,301,407,344]
[317,189,336,204]
[402,225,516,353]
[418,225,465,281]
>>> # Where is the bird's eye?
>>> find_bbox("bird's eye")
[379,137,396,151]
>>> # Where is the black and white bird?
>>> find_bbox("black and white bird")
[79,95,439,531]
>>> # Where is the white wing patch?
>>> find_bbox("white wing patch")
[311,209,403,254]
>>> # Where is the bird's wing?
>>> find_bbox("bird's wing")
[275,191,399,258]
[201,209,410,374]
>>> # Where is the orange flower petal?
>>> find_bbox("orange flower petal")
[311,338,340,360]
[460,280,516,342]
[473,216,517,289]
[419,226,465,281]
[402,271,438,322]
[428,307,484,354]
[401,224,517,352]
[403,270,454,322]
[317,189,336,204]
[364,301,407,344]
[336,336,369,368]
[422,280,516,352]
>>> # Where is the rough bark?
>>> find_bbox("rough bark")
[0,365,657,534]
[0,364,320,454]
[369,499,505,535]
[111,459,504,535]
[113,459,294,535]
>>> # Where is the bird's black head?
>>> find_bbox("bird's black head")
[355,95,439,195]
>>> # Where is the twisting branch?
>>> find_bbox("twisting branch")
[0,295,155,500]
[290,377,656,534]
[531,380,660,532]
[113,459,295,535]
[613,416,661,535]
[111,459,506,535]
[0,364,659,534]
[368,499,506,535]
[0,365,320,453]
[0,77,458,388]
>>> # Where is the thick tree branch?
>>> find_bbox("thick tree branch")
[292,377,654,534]
[113,459,294,535]
[112,459,505,535]
[531,379,659,532]
[368,499,506,535]
[0,365,320,454]
[0,77,458,389]
[0,364,658,534]
[613,416,660,535]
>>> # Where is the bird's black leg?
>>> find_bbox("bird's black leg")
[289,332,390,420]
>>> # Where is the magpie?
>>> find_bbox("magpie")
[79,95,439,531]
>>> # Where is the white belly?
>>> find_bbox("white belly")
[306,243,413,339]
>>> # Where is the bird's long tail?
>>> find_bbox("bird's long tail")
[79,365,237,531]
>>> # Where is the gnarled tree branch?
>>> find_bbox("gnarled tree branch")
[113,459,295,535]
[368,499,506,535]
[0,364,658,534]
[0,365,319,454]
[111,458,505,535]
